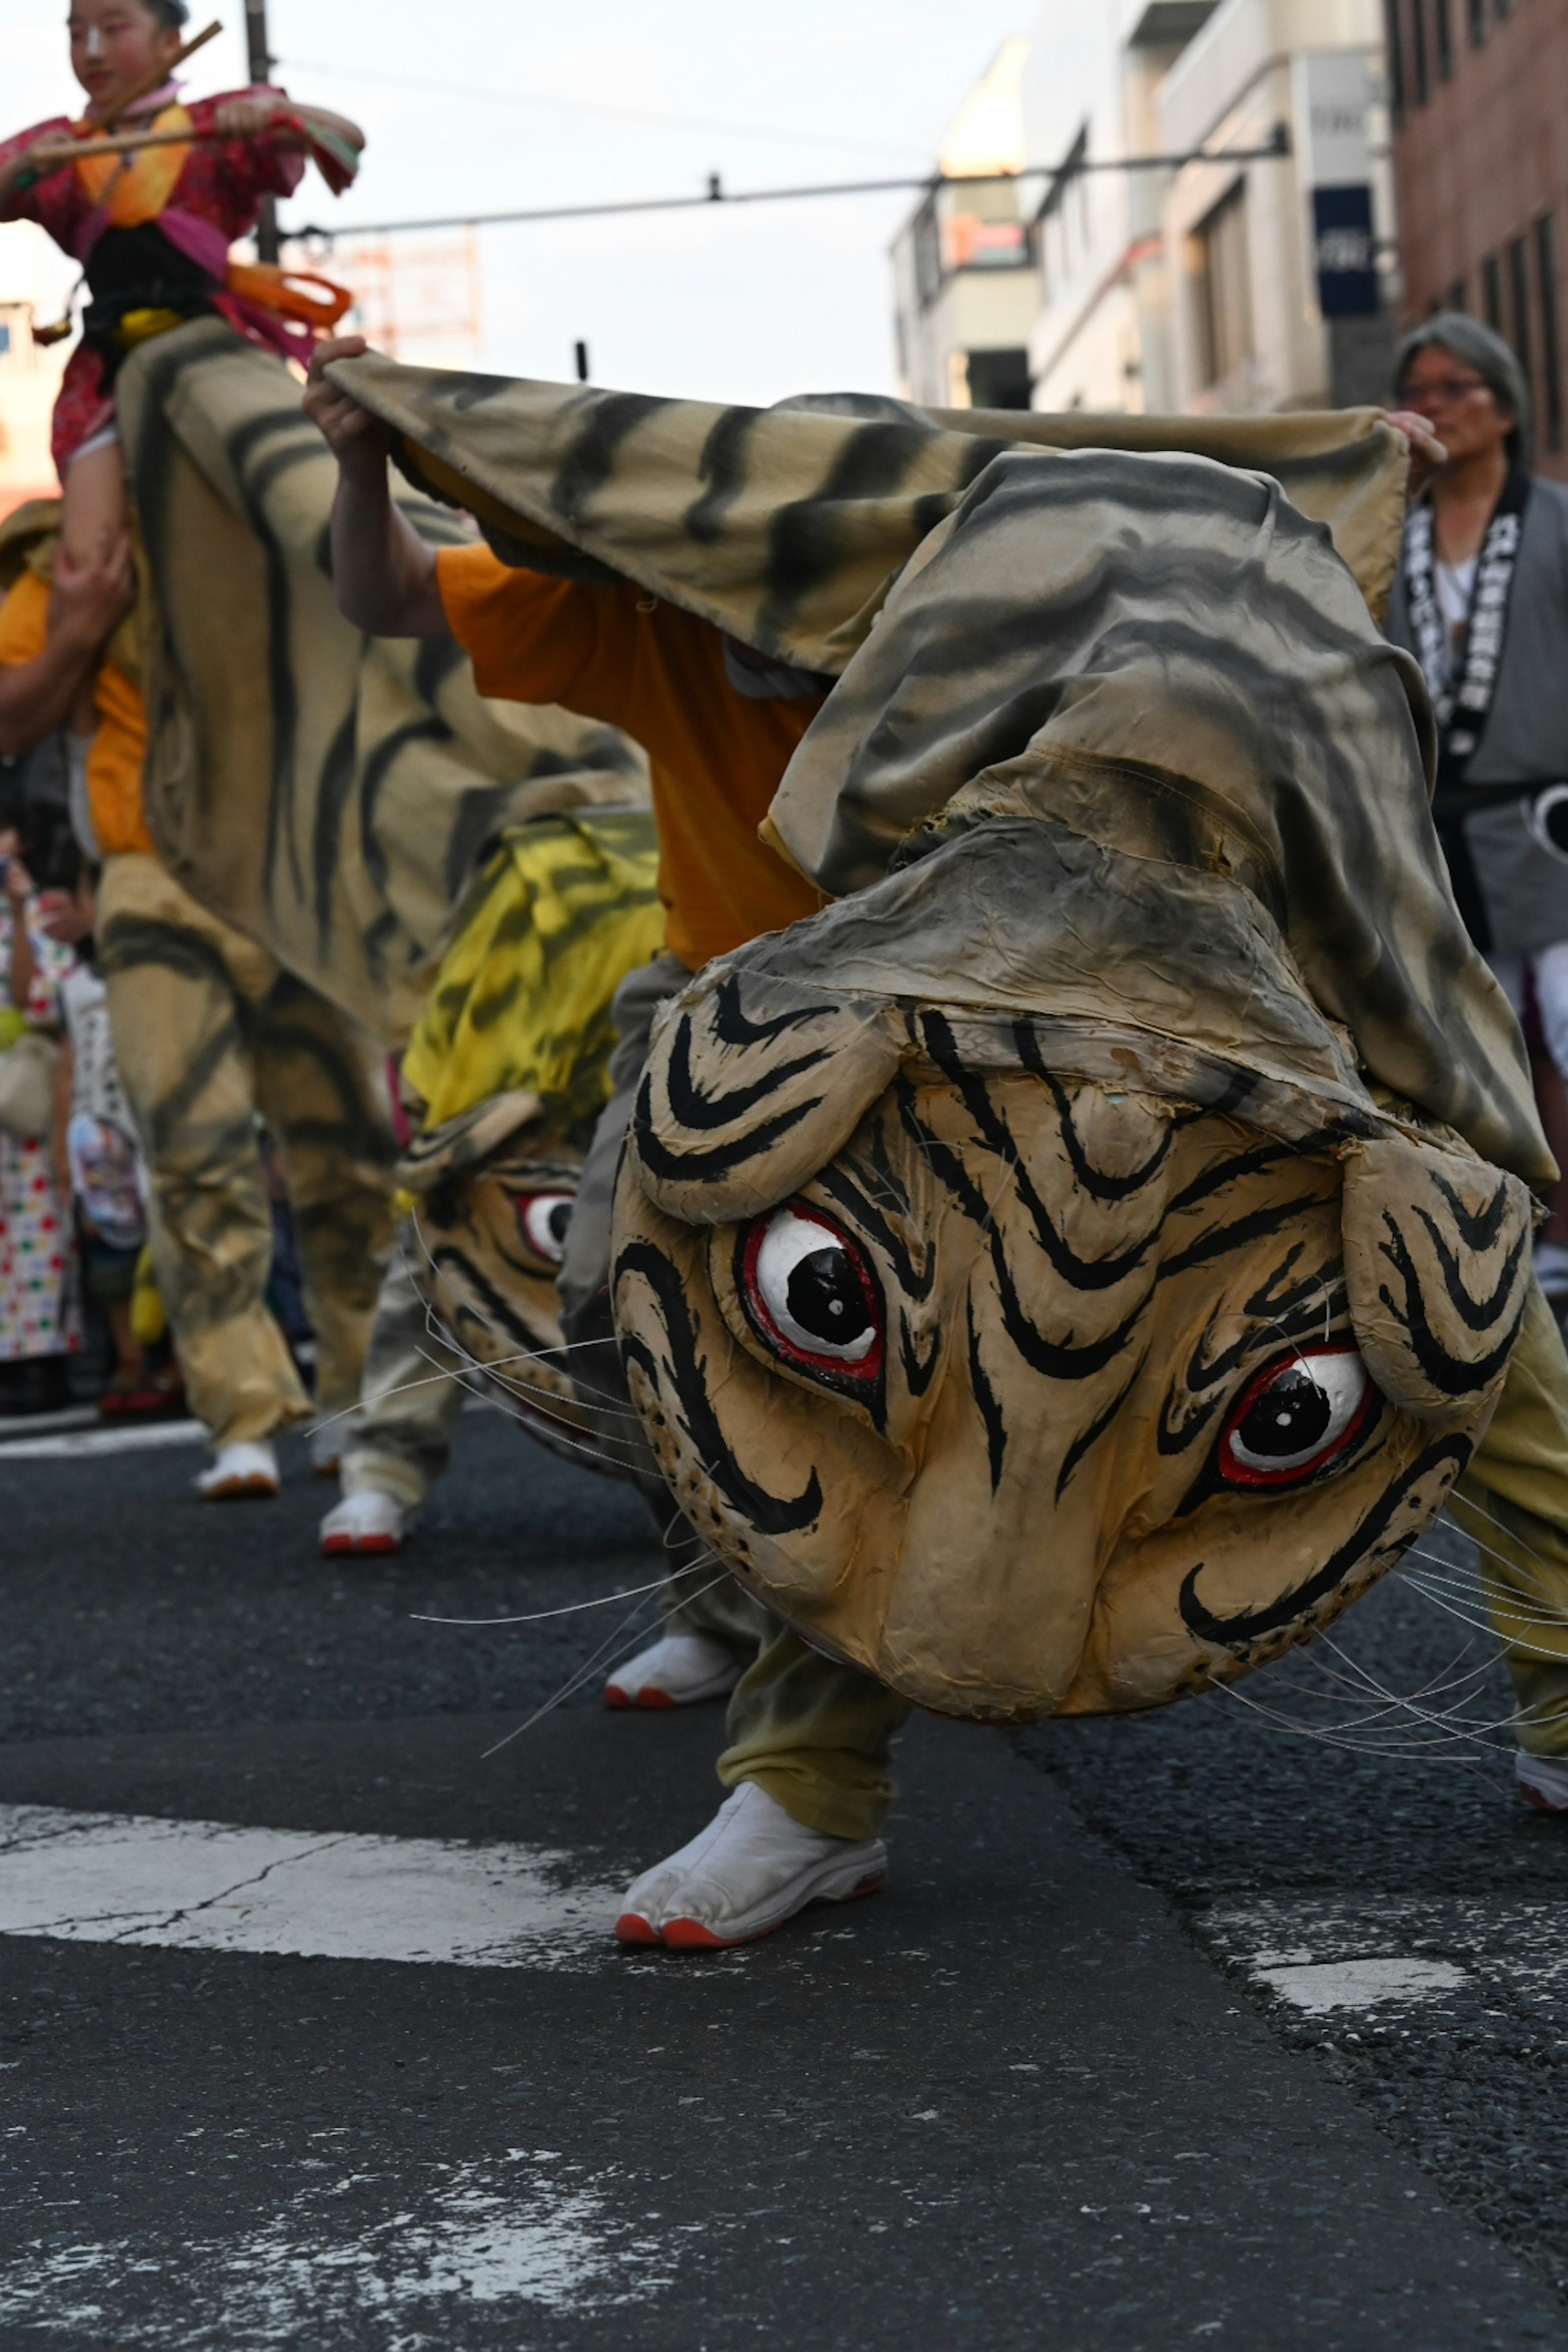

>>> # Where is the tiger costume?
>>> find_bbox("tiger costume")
[340,806,664,1515]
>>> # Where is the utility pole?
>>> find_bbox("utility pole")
[244,0,280,262]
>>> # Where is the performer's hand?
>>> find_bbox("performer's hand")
[305,336,392,467]
[50,529,136,649]
[0,136,81,195]
[1382,408,1448,498]
[213,96,282,138]
[3,857,33,909]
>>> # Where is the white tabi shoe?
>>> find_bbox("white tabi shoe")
[605,1630,744,1711]
[319,1489,409,1557]
[615,1780,887,1950]
[1517,1751,1568,1811]
[194,1439,279,1500]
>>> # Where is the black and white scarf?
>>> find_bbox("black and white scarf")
[1403,471,1531,789]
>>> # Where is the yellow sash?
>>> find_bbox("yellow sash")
[73,105,192,227]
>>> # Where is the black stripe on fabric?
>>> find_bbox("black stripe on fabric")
[921,1013,1156,1292]
[1157,1194,1330,1283]
[966,1294,1007,1493]
[550,393,670,529]
[684,406,762,548]
[631,1073,818,1184]
[1375,1212,1530,1393]
[311,706,359,955]
[613,1240,824,1536]
[1055,1352,1145,1504]
[429,1245,548,1355]
[663,1011,830,1131]
[357,716,455,900]
[1178,1432,1472,1646]
[1408,1201,1528,1335]
[1013,1033,1173,1200]
[710,972,841,1049]
[987,1223,1148,1383]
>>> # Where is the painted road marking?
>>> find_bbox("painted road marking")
[1250,1955,1469,2014]
[0,1805,624,1969]
[0,1420,206,1462]
[0,2155,672,2343]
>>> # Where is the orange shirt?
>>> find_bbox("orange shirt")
[435,543,826,970]
[0,571,152,858]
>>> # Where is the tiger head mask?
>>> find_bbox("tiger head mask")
[612,450,1549,1723]
[398,1090,589,1454]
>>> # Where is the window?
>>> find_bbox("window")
[1468,0,1486,38]
[1410,0,1430,103]
[966,350,1033,411]
[0,324,10,360]
[1537,213,1564,452]
[1194,182,1253,388]
[1482,252,1502,330]
[1434,0,1454,76]
[1385,0,1406,118]
[1508,234,1532,382]
[1448,277,1467,311]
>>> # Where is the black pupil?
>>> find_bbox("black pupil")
[1236,1367,1333,1459]
[786,1246,869,1348]
[546,1200,572,1245]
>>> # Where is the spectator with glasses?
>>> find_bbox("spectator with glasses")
[1386,313,1568,1303]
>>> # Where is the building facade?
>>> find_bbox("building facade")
[1388,0,1568,478]
[894,0,1400,422]
[891,37,1043,410]
[1157,0,1397,414]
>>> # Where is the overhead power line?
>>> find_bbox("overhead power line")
[276,53,929,163]
[289,128,1291,245]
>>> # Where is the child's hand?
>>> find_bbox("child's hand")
[4,857,33,909]
[213,96,283,138]
[304,337,392,468]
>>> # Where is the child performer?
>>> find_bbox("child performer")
[0,0,363,714]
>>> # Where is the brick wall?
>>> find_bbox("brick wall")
[1388,0,1568,477]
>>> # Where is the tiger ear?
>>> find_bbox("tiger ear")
[629,965,908,1225]
[396,1087,544,1194]
[1341,1133,1535,1419]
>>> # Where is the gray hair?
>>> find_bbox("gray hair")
[142,0,191,28]
[1394,311,1532,466]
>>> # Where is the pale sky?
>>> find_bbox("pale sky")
[8,0,1029,404]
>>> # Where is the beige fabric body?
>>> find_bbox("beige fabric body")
[341,1221,468,1512]
[115,322,648,1049]
[330,360,1411,656]
[98,853,395,1448]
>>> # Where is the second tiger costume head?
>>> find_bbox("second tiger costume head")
[611,450,1548,1722]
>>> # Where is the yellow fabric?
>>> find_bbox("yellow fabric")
[1452,1279,1568,1755]
[73,106,191,226]
[130,1244,166,1348]
[400,809,664,1135]
[0,570,153,857]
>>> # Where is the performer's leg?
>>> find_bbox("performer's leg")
[616,1626,904,1949]
[559,953,771,1702]
[97,854,310,1459]
[1450,1278,1568,1779]
[252,973,396,1428]
[717,1626,913,1841]
[323,1224,467,1552]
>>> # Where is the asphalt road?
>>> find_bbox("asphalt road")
[1,1404,1566,2347]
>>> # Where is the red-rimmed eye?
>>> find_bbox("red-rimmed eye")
[741,1204,884,1385]
[1219,1345,1376,1488]
[513,1191,574,1265]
